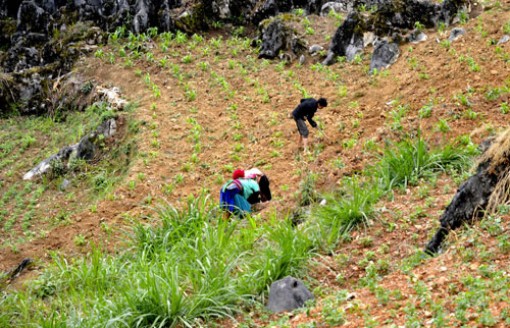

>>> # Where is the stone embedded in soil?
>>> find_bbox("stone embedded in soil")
[498,35,510,45]
[23,112,119,181]
[448,27,466,42]
[346,292,356,300]
[267,276,314,313]
[407,30,428,44]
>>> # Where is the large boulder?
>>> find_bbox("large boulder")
[267,276,314,312]
[369,40,399,73]
[425,160,497,254]
[323,11,364,65]
[258,18,287,59]
[425,131,510,255]
[257,17,306,59]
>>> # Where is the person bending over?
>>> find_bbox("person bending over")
[291,97,327,153]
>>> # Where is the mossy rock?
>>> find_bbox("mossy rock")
[259,13,300,30]
[0,72,17,116]
[0,18,16,49]
[174,3,208,33]
[13,62,60,79]
[54,21,101,46]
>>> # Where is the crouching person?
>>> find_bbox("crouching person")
[220,169,272,218]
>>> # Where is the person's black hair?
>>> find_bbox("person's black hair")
[318,97,328,107]
[259,175,271,202]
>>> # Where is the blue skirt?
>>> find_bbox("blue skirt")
[220,184,251,215]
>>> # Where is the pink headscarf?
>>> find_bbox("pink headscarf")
[244,168,263,179]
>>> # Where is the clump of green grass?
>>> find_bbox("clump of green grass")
[313,176,381,249]
[376,136,476,189]
[1,196,315,327]
[298,169,318,206]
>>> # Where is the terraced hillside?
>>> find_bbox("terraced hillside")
[2,1,510,327]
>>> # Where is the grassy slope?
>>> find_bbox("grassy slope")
[1,2,510,326]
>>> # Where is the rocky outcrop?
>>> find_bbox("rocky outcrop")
[257,17,306,59]
[23,118,117,180]
[323,11,364,64]
[425,131,510,254]
[323,0,470,67]
[23,86,125,180]
[1,20,103,115]
[425,160,496,254]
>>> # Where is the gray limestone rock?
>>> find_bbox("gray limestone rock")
[309,44,324,55]
[369,40,399,73]
[407,30,428,44]
[258,18,305,60]
[320,1,352,16]
[267,276,314,313]
[497,35,510,45]
[323,11,364,65]
[449,27,465,42]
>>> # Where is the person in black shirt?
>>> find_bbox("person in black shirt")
[291,97,327,153]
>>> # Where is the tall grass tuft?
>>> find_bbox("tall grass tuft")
[377,137,475,189]
[313,176,381,249]
[133,196,212,257]
[298,169,318,206]
[238,217,315,297]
